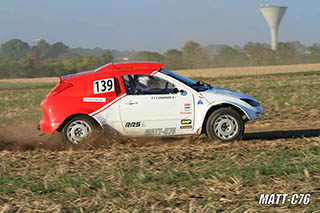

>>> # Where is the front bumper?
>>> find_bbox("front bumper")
[247,106,263,119]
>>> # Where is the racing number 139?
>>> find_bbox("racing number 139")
[93,78,114,94]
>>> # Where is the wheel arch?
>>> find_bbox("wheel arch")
[56,113,102,132]
[201,103,248,135]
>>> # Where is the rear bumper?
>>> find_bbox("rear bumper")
[40,119,60,134]
[40,98,62,134]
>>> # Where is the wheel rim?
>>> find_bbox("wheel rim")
[66,120,92,144]
[213,115,238,140]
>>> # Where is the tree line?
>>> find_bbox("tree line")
[0,39,320,78]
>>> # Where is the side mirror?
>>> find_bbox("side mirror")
[172,88,184,94]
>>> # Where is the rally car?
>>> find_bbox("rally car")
[40,62,262,144]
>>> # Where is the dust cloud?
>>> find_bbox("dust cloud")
[0,122,197,151]
[0,122,63,151]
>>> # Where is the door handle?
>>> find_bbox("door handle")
[127,101,138,105]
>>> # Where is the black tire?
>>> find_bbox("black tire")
[61,116,99,145]
[206,108,244,142]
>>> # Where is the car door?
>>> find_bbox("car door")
[119,74,195,136]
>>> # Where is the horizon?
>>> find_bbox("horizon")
[1,38,313,54]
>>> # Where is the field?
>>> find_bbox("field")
[176,63,320,79]
[0,64,320,212]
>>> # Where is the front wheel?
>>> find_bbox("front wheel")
[61,116,99,144]
[206,108,244,142]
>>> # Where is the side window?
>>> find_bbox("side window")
[122,74,176,95]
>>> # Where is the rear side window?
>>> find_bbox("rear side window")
[122,74,176,95]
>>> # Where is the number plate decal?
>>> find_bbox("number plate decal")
[93,78,115,94]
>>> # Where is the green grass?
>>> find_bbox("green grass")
[0,89,50,124]
[0,81,56,91]
[0,140,319,211]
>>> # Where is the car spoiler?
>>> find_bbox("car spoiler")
[61,70,95,81]
[95,62,163,72]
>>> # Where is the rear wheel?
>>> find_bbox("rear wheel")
[206,108,244,142]
[61,116,99,144]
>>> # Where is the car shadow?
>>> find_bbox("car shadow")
[243,129,320,141]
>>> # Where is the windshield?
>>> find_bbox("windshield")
[160,69,213,92]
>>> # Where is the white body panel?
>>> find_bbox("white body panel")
[119,72,195,136]
[92,71,263,137]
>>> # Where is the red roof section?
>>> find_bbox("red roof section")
[62,62,163,81]
[96,62,163,72]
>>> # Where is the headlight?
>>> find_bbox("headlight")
[240,98,260,107]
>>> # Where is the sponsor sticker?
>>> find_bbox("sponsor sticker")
[184,103,191,111]
[180,112,192,115]
[83,97,106,102]
[145,127,176,136]
[197,100,204,105]
[180,126,192,129]
[181,119,192,125]
[125,122,141,128]
[258,193,311,205]
[151,96,175,100]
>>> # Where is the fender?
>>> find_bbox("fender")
[55,111,103,133]
[208,100,250,119]
[196,100,251,134]
[42,103,104,133]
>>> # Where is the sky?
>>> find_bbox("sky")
[0,0,319,52]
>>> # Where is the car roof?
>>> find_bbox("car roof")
[61,62,163,82]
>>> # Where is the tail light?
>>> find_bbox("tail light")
[47,79,73,98]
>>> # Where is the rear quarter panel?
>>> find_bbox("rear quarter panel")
[46,72,122,132]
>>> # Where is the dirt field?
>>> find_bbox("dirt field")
[0,66,319,212]
[176,63,320,79]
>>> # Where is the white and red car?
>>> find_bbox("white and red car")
[40,62,262,144]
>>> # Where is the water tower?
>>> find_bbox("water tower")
[31,38,43,46]
[261,5,287,50]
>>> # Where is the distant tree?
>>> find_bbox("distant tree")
[63,58,82,74]
[182,40,210,69]
[203,44,225,58]
[243,42,275,66]
[57,52,81,61]
[32,39,51,61]
[212,45,249,67]
[0,59,21,78]
[163,49,184,70]
[26,51,37,61]
[18,56,36,77]
[307,44,320,63]
[101,50,113,64]
[78,55,102,71]
[32,40,71,61]
[289,41,307,55]
[49,42,69,58]
[0,39,30,61]
[135,51,163,62]
[39,59,64,77]
[276,42,298,64]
